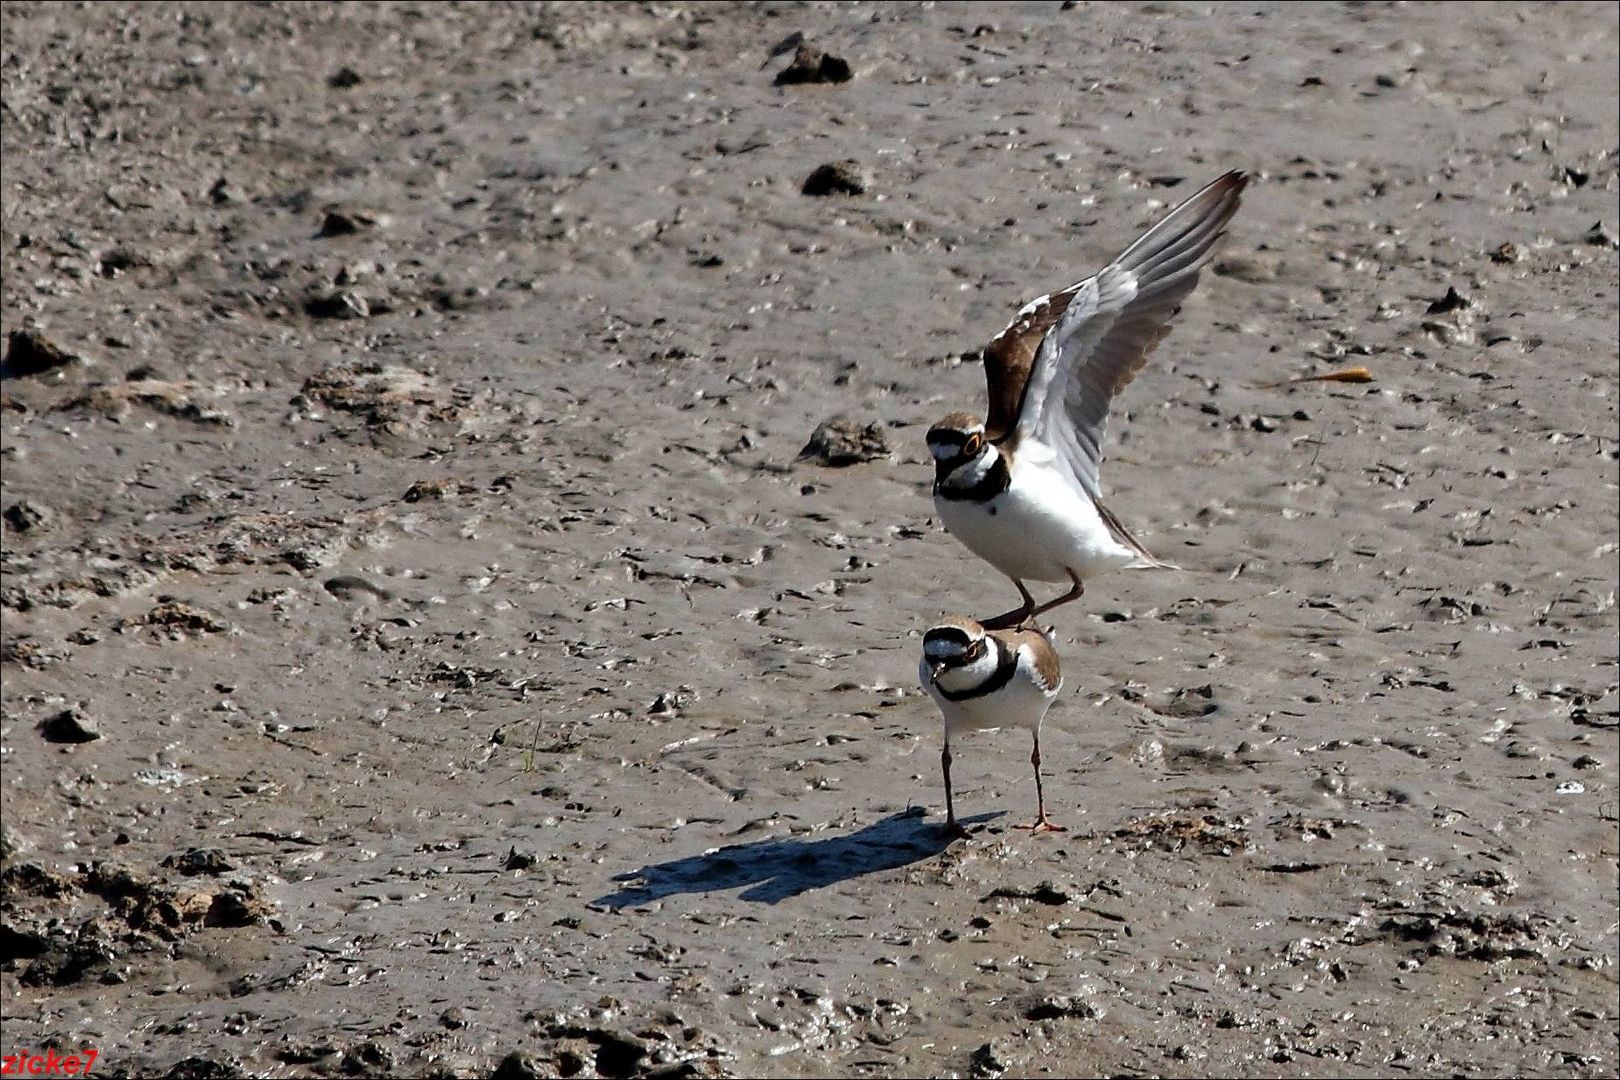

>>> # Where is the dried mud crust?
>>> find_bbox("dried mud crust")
[1,858,276,989]
[2,2,1617,1078]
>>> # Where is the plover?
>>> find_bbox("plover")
[919,616,1064,837]
[928,171,1248,628]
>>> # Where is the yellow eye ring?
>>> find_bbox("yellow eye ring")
[964,434,982,456]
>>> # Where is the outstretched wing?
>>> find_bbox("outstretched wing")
[1014,171,1247,509]
[980,282,1087,442]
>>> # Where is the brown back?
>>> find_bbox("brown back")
[981,285,1082,442]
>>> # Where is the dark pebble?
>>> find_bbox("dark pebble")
[491,1051,547,1080]
[39,707,101,743]
[316,206,388,238]
[774,44,853,86]
[161,1058,244,1080]
[3,329,79,378]
[802,160,868,197]
[1425,285,1472,314]
[162,847,236,876]
[504,847,539,871]
[3,500,57,533]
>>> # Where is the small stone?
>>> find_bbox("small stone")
[648,686,696,715]
[96,247,149,277]
[317,206,390,238]
[337,1041,393,1076]
[323,575,394,601]
[162,848,235,876]
[204,886,278,927]
[1159,684,1218,719]
[3,501,58,534]
[39,707,101,744]
[984,880,1072,905]
[0,825,32,861]
[774,44,853,86]
[1425,285,1472,314]
[503,847,539,871]
[491,1051,546,1080]
[3,329,80,378]
[440,1007,469,1029]
[1421,318,1476,346]
[328,66,363,88]
[1,860,77,897]
[403,478,456,503]
[970,1039,1013,1077]
[304,290,370,319]
[123,601,228,636]
[1489,242,1525,264]
[802,160,868,196]
[1024,994,1102,1021]
[208,177,244,204]
[1584,221,1618,249]
[159,1057,244,1080]
[799,416,889,465]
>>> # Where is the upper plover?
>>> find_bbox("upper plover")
[928,171,1248,628]
[919,616,1064,837]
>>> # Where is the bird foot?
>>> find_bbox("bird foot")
[979,608,1034,631]
[1013,816,1067,834]
[942,818,973,840]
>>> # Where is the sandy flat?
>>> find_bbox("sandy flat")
[2,2,1616,1077]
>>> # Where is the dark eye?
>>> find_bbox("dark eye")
[964,434,982,456]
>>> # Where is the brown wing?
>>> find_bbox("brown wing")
[1004,627,1062,692]
[980,282,1086,442]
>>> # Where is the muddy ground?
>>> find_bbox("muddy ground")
[2,2,1617,1077]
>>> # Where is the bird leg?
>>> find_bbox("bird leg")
[980,579,1037,630]
[1013,730,1066,833]
[1029,570,1084,619]
[941,743,972,839]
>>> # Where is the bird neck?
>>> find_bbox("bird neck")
[935,445,1011,501]
[935,637,1020,701]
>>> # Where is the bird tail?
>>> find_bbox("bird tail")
[1097,499,1181,571]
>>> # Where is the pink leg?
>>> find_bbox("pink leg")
[1013,730,1066,833]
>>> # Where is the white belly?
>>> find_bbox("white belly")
[936,459,1136,584]
[919,658,1058,736]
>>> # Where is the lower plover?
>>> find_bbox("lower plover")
[918,616,1064,837]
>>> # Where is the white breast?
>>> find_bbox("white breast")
[936,455,1136,584]
[920,645,1061,736]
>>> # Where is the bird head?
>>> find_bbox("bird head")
[926,412,994,489]
[922,616,989,681]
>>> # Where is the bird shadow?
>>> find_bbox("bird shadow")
[592,808,1001,908]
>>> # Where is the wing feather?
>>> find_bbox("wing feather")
[979,283,1085,441]
[1013,171,1248,526]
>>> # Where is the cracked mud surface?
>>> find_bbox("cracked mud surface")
[2,3,1616,1077]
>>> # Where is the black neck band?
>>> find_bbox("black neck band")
[938,639,1019,702]
[935,453,1010,502]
